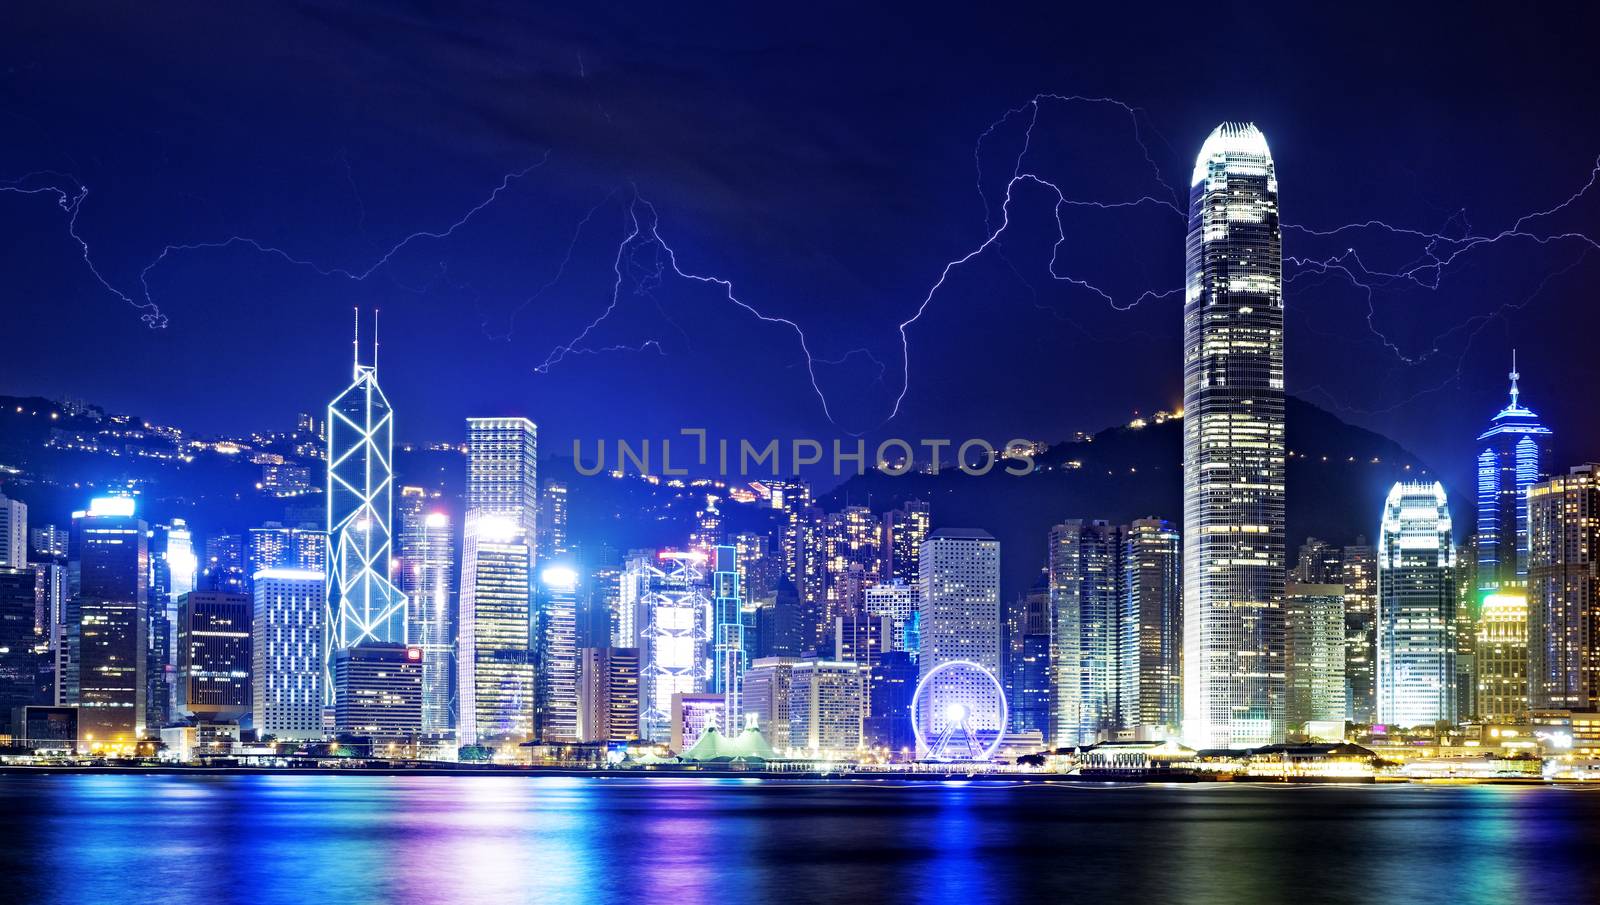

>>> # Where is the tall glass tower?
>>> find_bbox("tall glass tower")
[1476,352,1551,595]
[1181,122,1286,748]
[325,314,408,699]
[1377,481,1457,726]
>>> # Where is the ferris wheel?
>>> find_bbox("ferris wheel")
[911,660,1009,761]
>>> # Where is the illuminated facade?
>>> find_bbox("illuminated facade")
[68,497,150,747]
[1341,541,1379,723]
[864,580,915,652]
[636,551,710,742]
[577,646,640,742]
[1475,593,1529,723]
[1528,464,1600,710]
[1377,482,1457,726]
[1285,583,1347,728]
[252,568,325,739]
[537,480,568,559]
[918,528,1001,678]
[787,659,864,757]
[1476,353,1551,595]
[175,590,252,722]
[457,516,534,746]
[537,564,580,743]
[741,656,800,747]
[1182,122,1286,749]
[710,544,744,733]
[332,642,423,741]
[1123,518,1182,737]
[1047,520,1123,746]
[396,491,454,735]
[458,416,539,746]
[325,323,408,698]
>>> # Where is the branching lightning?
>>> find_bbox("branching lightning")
[7,91,1599,428]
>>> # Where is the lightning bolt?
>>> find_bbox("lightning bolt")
[3,154,551,330]
[2,171,169,327]
[10,94,1599,428]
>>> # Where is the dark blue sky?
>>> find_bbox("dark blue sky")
[4,2,1598,496]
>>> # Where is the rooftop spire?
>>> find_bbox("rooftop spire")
[352,306,361,378]
[1508,348,1519,408]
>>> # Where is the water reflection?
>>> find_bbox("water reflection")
[1,776,1596,904]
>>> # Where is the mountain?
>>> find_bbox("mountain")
[821,396,1442,603]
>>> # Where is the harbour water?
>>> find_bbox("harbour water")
[3,775,1597,903]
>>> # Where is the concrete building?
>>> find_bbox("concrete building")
[252,568,325,739]
[1285,583,1347,727]
[787,659,864,757]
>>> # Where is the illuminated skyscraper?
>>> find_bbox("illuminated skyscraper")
[710,544,744,733]
[1528,464,1600,710]
[1123,518,1182,737]
[1182,122,1286,748]
[457,515,534,746]
[252,568,325,739]
[1341,540,1379,723]
[396,489,454,734]
[787,658,864,757]
[68,496,149,747]
[577,646,640,742]
[537,563,580,743]
[636,551,710,742]
[465,418,539,544]
[458,417,539,747]
[1475,592,1528,723]
[325,316,408,698]
[1377,481,1457,726]
[175,590,252,723]
[0,491,26,567]
[1476,353,1551,595]
[1047,520,1123,746]
[1285,583,1347,728]
[248,523,325,579]
[538,480,569,560]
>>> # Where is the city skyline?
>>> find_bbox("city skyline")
[4,6,1600,516]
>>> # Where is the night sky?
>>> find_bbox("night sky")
[4,2,1599,497]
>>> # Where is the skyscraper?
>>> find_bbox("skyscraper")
[1123,518,1182,738]
[577,646,640,742]
[465,417,539,543]
[457,515,534,746]
[325,317,408,698]
[710,544,744,733]
[252,567,325,739]
[918,529,1001,676]
[1047,520,1123,746]
[787,659,864,757]
[1377,481,1457,727]
[458,416,539,747]
[0,491,27,567]
[248,523,325,578]
[175,590,252,723]
[1476,353,1551,595]
[69,496,149,747]
[1341,540,1379,723]
[1475,592,1529,723]
[1285,583,1347,728]
[396,489,454,735]
[1182,122,1286,749]
[636,551,710,742]
[1527,464,1600,710]
[537,563,580,743]
[0,566,50,738]
[538,480,568,560]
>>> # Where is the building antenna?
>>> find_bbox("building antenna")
[373,308,380,374]
[1509,347,1520,407]
[352,306,361,376]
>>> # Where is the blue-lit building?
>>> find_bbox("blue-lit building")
[1476,353,1551,596]
[324,317,408,701]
